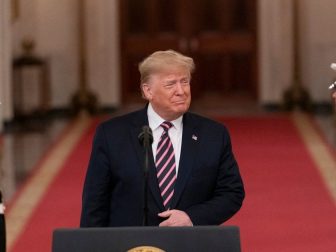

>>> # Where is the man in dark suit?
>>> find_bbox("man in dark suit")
[80,50,244,227]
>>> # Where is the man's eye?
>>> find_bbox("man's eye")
[165,82,175,88]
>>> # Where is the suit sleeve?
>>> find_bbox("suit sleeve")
[185,127,245,225]
[80,124,112,227]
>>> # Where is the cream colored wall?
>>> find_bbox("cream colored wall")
[259,0,336,104]
[11,0,120,109]
[12,0,79,108]
[0,0,4,129]
[86,0,120,107]
[11,0,38,56]
[0,0,12,127]
[258,0,294,104]
[299,0,336,101]
[4,0,336,122]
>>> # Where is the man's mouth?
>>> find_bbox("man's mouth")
[174,100,186,104]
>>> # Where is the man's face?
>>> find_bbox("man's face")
[142,67,191,120]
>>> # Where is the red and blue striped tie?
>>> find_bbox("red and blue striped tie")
[156,121,177,210]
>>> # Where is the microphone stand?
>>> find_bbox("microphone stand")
[138,126,153,226]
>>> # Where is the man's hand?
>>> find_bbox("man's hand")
[158,209,193,226]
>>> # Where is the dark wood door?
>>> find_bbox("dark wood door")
[119,0,257,104]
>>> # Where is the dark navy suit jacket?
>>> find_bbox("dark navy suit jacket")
[80,107,244,227]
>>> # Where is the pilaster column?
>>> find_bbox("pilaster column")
[258,0,294,104]
[0,0,13,129]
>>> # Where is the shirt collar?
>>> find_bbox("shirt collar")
[147,103,183,131]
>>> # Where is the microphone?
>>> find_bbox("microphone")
[138,126,153,226]
[138,125,153,147]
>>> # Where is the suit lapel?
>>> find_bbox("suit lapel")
[130,107,165,211]
[171,113,199,209]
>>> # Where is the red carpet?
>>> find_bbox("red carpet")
[8,119,99,252]
[7,115,336,251]
[223,115,336,251]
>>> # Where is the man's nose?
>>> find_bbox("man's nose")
[175,83,184,94]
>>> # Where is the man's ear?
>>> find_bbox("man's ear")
[142,83,153,100]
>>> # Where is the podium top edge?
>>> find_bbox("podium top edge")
[54,225,240,233]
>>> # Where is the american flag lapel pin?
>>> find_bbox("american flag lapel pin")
[192,134,198,141]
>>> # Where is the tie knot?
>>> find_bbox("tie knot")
[161,121,173,132]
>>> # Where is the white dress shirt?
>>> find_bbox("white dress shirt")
[147,103,183,174]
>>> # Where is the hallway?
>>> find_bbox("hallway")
[1,105,336,251]
[1,101,335,203]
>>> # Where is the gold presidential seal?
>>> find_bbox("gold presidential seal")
[127,245,165,252]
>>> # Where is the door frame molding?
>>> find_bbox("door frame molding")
[113,0,293,105]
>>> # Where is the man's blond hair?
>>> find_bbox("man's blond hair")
[138,50,195,85]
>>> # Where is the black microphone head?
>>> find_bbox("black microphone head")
[138,125,153,146]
